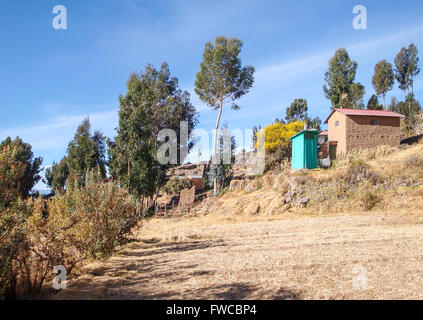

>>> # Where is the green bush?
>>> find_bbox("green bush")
[162,177,191,195]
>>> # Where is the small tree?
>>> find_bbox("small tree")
[256,121,304,171]
[372,60,394,110]
[44,156,69,194]
[388,97,398,112]
[0,137,43,198]
[285,98,308,122]
[305,116,322,130]
[207,126,236,193]
[396,94,422,136]
[195,36,255,194]
[367,94,383,110]
[67,118,106,183]
[162,177,191,196]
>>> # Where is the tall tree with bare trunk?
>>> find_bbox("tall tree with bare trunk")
[195,36,255,194]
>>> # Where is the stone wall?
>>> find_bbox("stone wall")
[345,115,401,154]
[318,141,329,159]
[178,186,196,208]
[328,111,402,157]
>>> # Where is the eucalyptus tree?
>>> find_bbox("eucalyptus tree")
[323,48,365,109]
[394,43,420,96]
[285,98,308,122]
[372,60,394,110]
[108,63,198,198]
[195,36,255,193]
[66,118,107,182]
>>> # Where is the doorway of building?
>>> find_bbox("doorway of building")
[329,143,337,161]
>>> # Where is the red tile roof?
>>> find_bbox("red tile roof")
[318,130,328,136]
[324,108,405,124]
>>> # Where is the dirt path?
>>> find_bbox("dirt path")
[50,213,423,300]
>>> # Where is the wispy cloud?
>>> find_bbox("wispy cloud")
[0,108,118,153]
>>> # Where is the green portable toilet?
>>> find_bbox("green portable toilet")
[288,130,319,169]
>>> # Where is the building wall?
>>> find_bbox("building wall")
[327,111,347,156]
[327,111,401,157]
[318,141,329,159]
[345,115,401,154]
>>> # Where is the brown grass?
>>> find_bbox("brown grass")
[45,143,423,300]
[49,212,423,300]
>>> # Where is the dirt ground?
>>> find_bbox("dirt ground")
[48,211,423,300]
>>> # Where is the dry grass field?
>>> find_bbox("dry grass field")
[49,211,423,300]
[47,143,423,300]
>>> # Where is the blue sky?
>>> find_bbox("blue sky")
[0,0,422,190]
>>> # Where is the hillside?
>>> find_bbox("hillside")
[49,142,423,300]
[188,142,423,218]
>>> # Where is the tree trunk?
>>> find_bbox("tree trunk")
[127,153,130,183]
[213,100,223,195]
[383,94,386,111]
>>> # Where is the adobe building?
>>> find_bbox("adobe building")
[324,108,405,158]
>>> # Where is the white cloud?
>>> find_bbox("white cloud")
[0,109,118,153]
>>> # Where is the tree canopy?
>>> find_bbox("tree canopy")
[66,118,107,182]
[108,62,198,197]
[0,145,27,209]
[394,43,420,94]
[195,36,254,194]
[372,60,394,110]
[323,48,365,109]
[195,36,255,111]
[367,94,383,110]
[44,156,69,193]
[0,137,42,197]
[285,98,308,122]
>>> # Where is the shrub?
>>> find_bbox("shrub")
[0,199,31,299]
[0,145,26,211]
[45,172,142,261]
[360,186,381,211]
[255,121,304,171]
[342,162,381,187]
[0,171,141,299]
[162,177,191,195]
[404,155,423,168]
[256,121,304,153]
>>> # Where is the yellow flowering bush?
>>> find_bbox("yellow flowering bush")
[255,121,304,170]
[256,120,304,153]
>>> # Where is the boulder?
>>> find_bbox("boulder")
[245,180,259,192]
[229,180,248,192]
[243,202,260,215]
